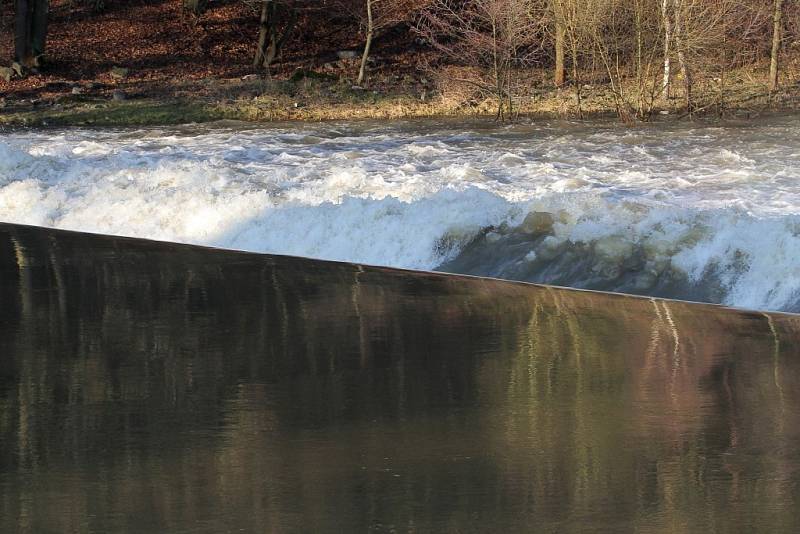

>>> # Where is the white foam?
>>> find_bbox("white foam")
[2,119,800,311]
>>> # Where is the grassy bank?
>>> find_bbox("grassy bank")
[1,63,798,127]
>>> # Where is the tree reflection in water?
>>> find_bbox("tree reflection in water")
[1,223,799,533]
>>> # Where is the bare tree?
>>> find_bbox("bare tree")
[338,0,422,85]
[632,0,666,117]
[661,0,671,97]
[251,0,298,71]
[418,0,542,121]
[359,0,374,84]
[553,0,566,86]
[770,0,783,91]
[552,0,607,117]
[583,0,664,121]
[657,0,738,115]
[672,0,692,112]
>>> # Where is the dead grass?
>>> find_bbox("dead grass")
[1,59,799,127]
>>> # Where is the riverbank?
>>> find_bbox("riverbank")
[3,0,800,127]
[2,60,800,127]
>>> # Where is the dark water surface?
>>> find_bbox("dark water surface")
[1,223,800,533]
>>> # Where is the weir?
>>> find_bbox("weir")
[4,120,800,312]
[1,222,799,532]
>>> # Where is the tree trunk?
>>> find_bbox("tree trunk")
[269,8,296,67]
[571,38,582,119]
[554,1,565,86]
[14,0,48,70]
[14,0,31,66]
[31,0,48,62]
[769,0,784,92]
[253,1,296,71]
[254,1,273,68]
[507,66,513,120]
[357,0,373,86]
[673,0,691,114]
[491,18,505,121]
[634,0,646,117]
[661,0,671,98]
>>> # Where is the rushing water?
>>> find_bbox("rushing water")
[1,117,800,311]
[2,223,800,533]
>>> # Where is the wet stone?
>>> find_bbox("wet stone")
[519,211,555,235]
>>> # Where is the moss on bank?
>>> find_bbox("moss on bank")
[0,96,454,127]
[0,100,227,127]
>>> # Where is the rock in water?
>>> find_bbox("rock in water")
[519,212,555,235]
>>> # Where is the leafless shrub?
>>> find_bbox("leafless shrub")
[586,0,664,121]
[336,0,426,85]
[551,0,614,117]
[417,0,545,121]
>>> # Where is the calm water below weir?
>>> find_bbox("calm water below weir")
[1,223,800,533]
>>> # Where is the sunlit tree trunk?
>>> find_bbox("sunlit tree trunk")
[672,0,691,113]
[661,0,671,98]
[770,0,783,92]
[554,0,565,86]
[571,37,582,118]
[492,16,504,120]
[357,0,374,85]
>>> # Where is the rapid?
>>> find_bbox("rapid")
[2,116,799,312]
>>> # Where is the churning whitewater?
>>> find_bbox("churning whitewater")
[1,118,799,312]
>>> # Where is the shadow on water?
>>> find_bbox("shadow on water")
[1,223,800,532]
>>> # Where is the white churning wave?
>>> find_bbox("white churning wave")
[1,118,799,312]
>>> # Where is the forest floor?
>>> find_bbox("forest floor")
[1,0,800,126]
